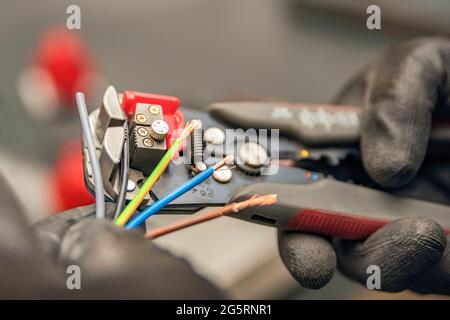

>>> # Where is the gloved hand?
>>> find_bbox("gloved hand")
[279,36,450,295]
[0,173,223,299]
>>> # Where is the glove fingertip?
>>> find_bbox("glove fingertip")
[361,136,422,188]
[279,232,336,289]
[334,216,446,292]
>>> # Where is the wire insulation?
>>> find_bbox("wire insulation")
[113,122,130,220]
[125,166,215,229]
[75,92,105,219]
[145,194,278,239]
[115,121,198,226]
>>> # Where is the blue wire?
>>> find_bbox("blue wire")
[125,166,215,229]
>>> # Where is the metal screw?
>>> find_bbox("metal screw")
[137,127,149,137]
[204,127,225,145]
[143,138,154,147]
[126,180,136,192]
[194,161,207,172]
[149,105,161,115]
[136,113,148,123]
[238,142,268,167]
[213,165,232,183]
[191,161,207,176]
[150,119,169,140]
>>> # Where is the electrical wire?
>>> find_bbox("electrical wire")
[113,122,130,220]
[115,120,200,226]
[126,166,214,229]
[145,194,278,239]
[75,92,105,219]
[125,155,234,230]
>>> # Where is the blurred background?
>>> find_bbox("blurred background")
[1,0,449,299]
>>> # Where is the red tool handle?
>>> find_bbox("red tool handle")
[287,208,390,240]
[230,180,450,240]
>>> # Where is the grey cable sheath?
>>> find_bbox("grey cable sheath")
[76,92,105,219]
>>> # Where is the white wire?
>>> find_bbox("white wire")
[75,92,105,219]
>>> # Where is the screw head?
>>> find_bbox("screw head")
[149,105,161,115]
[204,127,225,145]
[150,119,169,140]
[143,138,154,147]
[126,180,136,192]
[238,142,268,168]
[194,161,207,172]
[137,127,149,137]
[213,166,232,183]
[136,113,148,123]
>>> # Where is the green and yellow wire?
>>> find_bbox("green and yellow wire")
[115,120,199,226]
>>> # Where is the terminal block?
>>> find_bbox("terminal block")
[129,103,168,175]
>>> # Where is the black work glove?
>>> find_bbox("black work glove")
[279,36,450,295]
[0,173,223,299]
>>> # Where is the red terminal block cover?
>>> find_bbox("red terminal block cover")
[121,90,184,147]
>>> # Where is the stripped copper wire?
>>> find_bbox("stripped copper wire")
[213,154,234,170]
[145,194,278,239]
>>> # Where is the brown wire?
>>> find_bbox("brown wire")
[213,154,234,170]
[145,194,278,239]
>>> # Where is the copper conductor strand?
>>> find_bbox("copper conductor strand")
[145,194,278,239]
[213,154,235,170]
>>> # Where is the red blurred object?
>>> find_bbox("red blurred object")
[32,26,96,106]
[50,140,94,213]
[121,90,184,146]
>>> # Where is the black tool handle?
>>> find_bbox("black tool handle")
[208,102,450,146]
[230,180,450,240]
